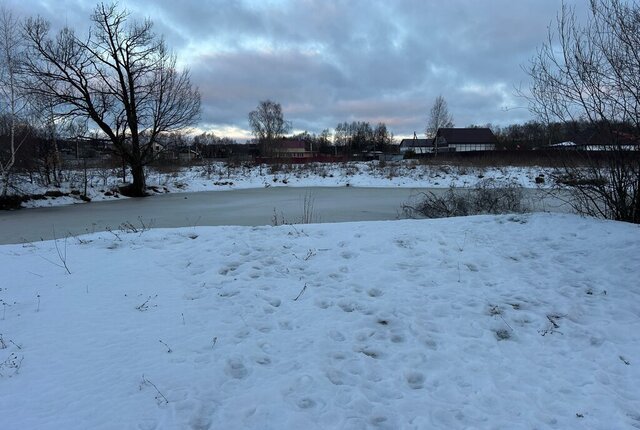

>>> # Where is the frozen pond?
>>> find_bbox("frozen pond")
[0,187,571,244]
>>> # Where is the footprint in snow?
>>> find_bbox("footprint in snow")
[278,320,293,330]
[234,329,250,340]
[390,333,405,343]
[405,371,425,389]
[257,325,272,333]
[264,297,281,307]
[325,369,348,386]
[340,251,356,260]
[254,355,271,366]
[359,347,383,359]
[218,263,240,276]
[367,288,383,298]
[187,403,216,430]
[315,298,332,309]
[225,358,249,379]
[338,301,357,313]
[296,398,316,409]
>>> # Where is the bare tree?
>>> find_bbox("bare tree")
[526,0,640,223]
[33,94,68,186]
[0,6,30,196]
[425,95,454,138]
[332,121,375,153]
[373,122,393,151]
[248,100,290,156]
[22,3,200,196]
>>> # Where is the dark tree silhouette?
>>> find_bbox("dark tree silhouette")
[526,0,640,223]
[23,3,200,196]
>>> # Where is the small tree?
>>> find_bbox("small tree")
[526,0,640,223]
[248,100,290,157]
[23,3,200,197]
[425,95,453,138]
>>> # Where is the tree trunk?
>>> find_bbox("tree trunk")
[52,136,61,186]
[1,171,9,197]
[130,163,146,197]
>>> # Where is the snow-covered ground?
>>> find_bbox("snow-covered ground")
[11,161,549,208]
[1,213,638,429]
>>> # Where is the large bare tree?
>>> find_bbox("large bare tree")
[248,100,290,157]
[425,95,454,138]
[23,3,200,196]
[526,0,640,223]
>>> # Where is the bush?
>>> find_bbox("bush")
[402,179,525,218]
[552,152,639,223]
[0,195,25,210]
[403,150,416,159]
[473,179,525,214]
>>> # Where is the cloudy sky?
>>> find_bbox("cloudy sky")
[9,0,588,140]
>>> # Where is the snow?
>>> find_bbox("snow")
[550,141,577,147]
[1,213,639,429]
[12,161,549,208]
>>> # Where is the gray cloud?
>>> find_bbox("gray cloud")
[7,0,590,139]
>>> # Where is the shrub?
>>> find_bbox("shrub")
[402,179,525,218]
[0,195,24,210]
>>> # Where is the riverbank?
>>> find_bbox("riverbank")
[6,161,550,209]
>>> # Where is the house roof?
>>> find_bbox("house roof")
[436,128,498,144]
[573,129,640,147]
[277,139,307,150]
[399,138,434,148]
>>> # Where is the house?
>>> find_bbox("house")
[434,128,497,152]
[152,142,166,154]
[273,139,316,159]
[57,137,113,160]
[545,130,640,151]
[399,138,435,154]
[548,141,577,149]
[177,147,201,161]
[574,130,639,151]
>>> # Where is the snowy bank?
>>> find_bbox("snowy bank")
[11,161,549,209]
[1,214,638,429]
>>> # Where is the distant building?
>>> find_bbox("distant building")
[548,141,577,149]
[399,138,435,154]
[273,139,316,159]
[434,128,497,152]
[400,128,498,156]
[547,130,640,151]
[177,147,201,161]
[576,130,639,151]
